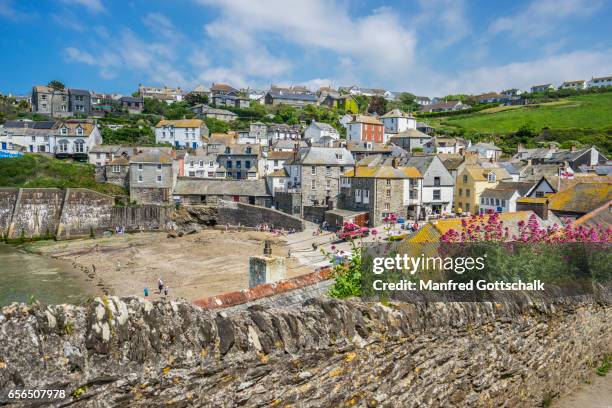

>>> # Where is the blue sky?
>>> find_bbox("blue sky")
[1,0,611,96]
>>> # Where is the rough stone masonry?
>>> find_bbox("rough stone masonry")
[0,290,610,407]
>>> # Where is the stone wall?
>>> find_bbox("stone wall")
[302,205,328,223]
[0,290,610,407]
[56,189,115,239]
[111,205,174,231]
[0,188,18,237]
[6,188,65,239]
[217,200,305,231]
[274,191,301,215]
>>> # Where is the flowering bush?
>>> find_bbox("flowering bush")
[440,212,612,243]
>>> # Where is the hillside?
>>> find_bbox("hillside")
[0,154,126,196]
[436,93,612,133]
[426,92,612,155]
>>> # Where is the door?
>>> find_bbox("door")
[233,195,240,202]
[192,142,197,149]
[1,142,6,149]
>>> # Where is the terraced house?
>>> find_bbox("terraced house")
[129,148,177,204]
[54,120,102,160]
[154,119,209,149]
[338,160,423,226]
[217,144,264,180]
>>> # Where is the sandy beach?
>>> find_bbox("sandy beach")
[23,229,315,302]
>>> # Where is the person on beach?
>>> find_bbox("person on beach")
[164,287,168,297]
[144,287,149,297]
[92,264,96,274]
[158,278,164,293]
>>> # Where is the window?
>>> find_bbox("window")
[236,160,242,168]
[495,198,500,206]
[465,203,470,212]
[208,161,213,167]
[384,203,390,210]
[364,190,369,200]
[488,172,496,182]
[157,175,162,182]
[61,127,67,135]
[459,188,463,196]
[274,160,279,166]
[433,189,441,200]
[61,105,67,112]
[189,172,195,177]
[386,179,391,186]
[42,103,47,109]
[112,166,121,173]
[326,180,331,189]
[41,94,47,100]
[481,197,485,205]
[463,175,468,183]
[138,164,143,170]
[226,161,232,168]
[208,172,214,177]
[138,175,143,182]
[311,180,316,190]
[58,142,68,153]
[501,199,506,207]
[74,141,84,153]
[96,153,101,159]
[225,147,231,154]
[75,105,84,112]
[434,177,441,187]
[245,147,252,154]
[245,161,251,169]
[535,191,544,198]
[157,164,162,170]
[340,166,344,173]
[31,136,36,142]
[386,189,391,198]
[76,127,83,135]
[355,189,362,203]
[311,166,316,175]
[466,189,470,197]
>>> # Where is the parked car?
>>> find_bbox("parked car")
[337,224,370,241]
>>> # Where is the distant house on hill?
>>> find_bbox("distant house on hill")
[559,80,586,90]
[264,91,318,108]
[419,100,470,113]
[587,75,612,88]
[530,84,554,93]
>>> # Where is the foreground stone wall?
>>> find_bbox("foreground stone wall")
[7,188,65,239]
[217,200,305,231]
[0,290,609,407]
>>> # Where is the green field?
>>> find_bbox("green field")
[432,93,612,134]
[0,154,126,196]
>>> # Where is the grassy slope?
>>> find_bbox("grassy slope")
[0,154,125,196]
[434,93,612,134]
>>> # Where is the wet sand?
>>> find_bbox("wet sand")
[23,230,315,302]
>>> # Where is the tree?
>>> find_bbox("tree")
[367,96,387,115]
[48,80,65,91]
[101,127,156,145]
[398,92,418,112]
[184,93,209,106]
[204,118,231,134]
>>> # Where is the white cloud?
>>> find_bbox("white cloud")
[425,49,612,95]
[197,0,417,83]
[64,47,95,64]
[58,0,105,13]
[489,0,603,38]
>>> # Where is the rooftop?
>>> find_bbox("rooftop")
[155,119,204,128]
[343,164,421,179]
[174,178,269,196]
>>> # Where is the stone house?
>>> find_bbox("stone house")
[265,151,294,175]
[68,89,92,116]
[380,109,417,135]
[320,94,359,113]
[191,105,238,122]
[217,144,264,180]
[129,148,177,204]
[104,156,130,188]
[173,178,271,206]
[154,119,209,149]
[388,129,432,152]
[467,142,503,161]
[283,147,355,211]
[119,96,144,114]
[403,155,454,218]
[264,91,318,108]
[266,124,302,142]
[211,94,250,109]
[338,161,423,226]
[31,86,71,117]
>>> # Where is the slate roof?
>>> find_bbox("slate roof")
[130,148,173,164]
[218,144,261,156]
[2,120,57,129]
[289,147,355,166]
[390,128,431,139]
[346,141,391,153]
[439,154,464,170]
[267,151,294,160]
[498,161,520,175]
[380,109,414,119]
[68,88,90,96]
[574,201,612,229]
[494,181,536,196]
[402,156,435,175]
[310,121,337,132]
[469,142,502,152]
[266,91,318,102]
[174,178,270,196]
[210,83,237,93]
[481,188,519,200]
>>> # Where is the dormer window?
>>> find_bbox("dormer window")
[60,127,67,135]
[225,147,231,154]
[76,127,83,136]
[336,154,343,160]
[487,172,496,182]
